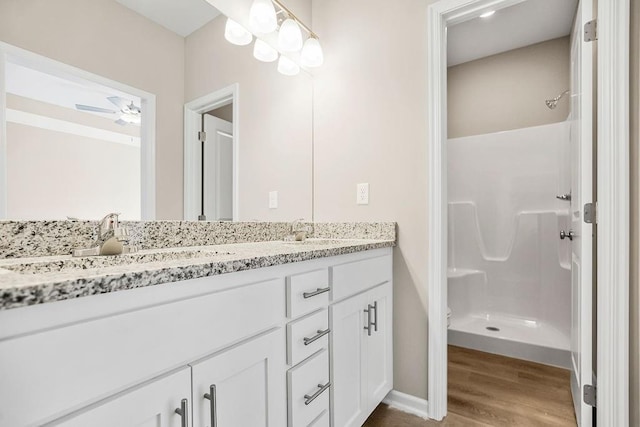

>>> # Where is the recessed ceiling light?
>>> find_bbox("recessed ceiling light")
[480,10,495,18]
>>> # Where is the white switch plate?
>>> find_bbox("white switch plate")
[357,183,369,205]
[269,191,278,209]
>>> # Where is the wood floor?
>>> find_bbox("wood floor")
[363,345,577,426]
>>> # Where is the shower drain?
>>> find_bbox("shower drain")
[486,326,500,332]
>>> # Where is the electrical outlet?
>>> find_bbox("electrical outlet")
[269,191,278,209]
[357,183,369,205]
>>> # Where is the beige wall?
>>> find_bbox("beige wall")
[313,0,431,398]
[630,0,639,423]
[0,0,185,219]
[448,37,570,138]
[185,14,314,221]
[207,104,233,122]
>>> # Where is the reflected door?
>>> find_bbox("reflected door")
[204,115,233,221]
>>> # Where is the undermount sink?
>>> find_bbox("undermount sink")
[1,249,234,274]
[281,239,347,246]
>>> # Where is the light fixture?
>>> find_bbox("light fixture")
[225,18,252,46]
[254,39,279,62]
[480,10,495,18]
[249,0,278,34]
[119,113,141,125]
[277,55,300,76]
[278,18,303,52]
[300,37,323,67]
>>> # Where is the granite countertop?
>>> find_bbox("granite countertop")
[0,238,395,310]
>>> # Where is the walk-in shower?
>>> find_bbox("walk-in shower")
[447,122,571,368]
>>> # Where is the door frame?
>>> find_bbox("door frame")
[0,41,157,220]
[183,84,239,221]
[426,0,630,424]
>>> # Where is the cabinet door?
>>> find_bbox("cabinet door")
[363,282,393,414]
[49,367,191,427]
[330,291,368,427]
[191,329,286,427]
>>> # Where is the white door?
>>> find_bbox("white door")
[203,114,234,221]
[330,291,368,427]
[568,0,594,425]
[190,329,286,427]
[364,282,393,414]
[49,368,192,427]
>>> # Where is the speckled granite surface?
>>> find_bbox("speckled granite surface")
[0,221,396,259]
[0,239,394,310]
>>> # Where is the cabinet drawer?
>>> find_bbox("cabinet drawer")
[331,255,392,301]
[287,349,330,427]
[287,309,329,366]
[287,269,330,318]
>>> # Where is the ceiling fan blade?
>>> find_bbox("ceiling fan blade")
[107,96,128,110]
[75,104,117,114]
[114,118,128,126]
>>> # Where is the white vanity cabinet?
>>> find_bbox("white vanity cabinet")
[0,247,392,427]
[330,280,393,427]
[191,329,286,427]
[49,368,192,427]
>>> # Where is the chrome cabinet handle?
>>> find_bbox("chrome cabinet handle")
[364,304,373,336]
[372,301,378,332]
[303,287,330,299]
[203,384,217,427]
[303,328,330,346]
[174,398,188,427]
[556,193,572,201]
[304,382,331,405]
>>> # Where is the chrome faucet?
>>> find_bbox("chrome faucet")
[72,213,137,257]
[287,218,313,242]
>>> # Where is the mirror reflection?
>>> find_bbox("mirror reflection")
[0,0,314,221]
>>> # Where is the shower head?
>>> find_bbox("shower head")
[545,90,570,109]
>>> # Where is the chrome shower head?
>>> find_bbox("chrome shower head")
[545,90,570,109]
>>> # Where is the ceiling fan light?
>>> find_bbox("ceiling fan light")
[278,18,303,52]
[120,113,141,125]
[277,55,300,76]
[249,0,278,34]
[253,39,279,62]
[225,18,252,46]
[300,37,323,67]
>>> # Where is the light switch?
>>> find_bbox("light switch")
[357,183,369,205]
[269,191,278,209]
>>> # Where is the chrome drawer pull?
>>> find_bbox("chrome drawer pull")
[303,287,330,299]
[364,304,373,336]
[304,382,331,405]
[372,301,378,332]
[303,328,330,346]
[174,398,188,427]
[203,384,217,427]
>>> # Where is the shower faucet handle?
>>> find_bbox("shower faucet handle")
[559,230,575,241]
[556,193,572,202]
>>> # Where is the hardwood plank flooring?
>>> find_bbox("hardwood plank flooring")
[363,345,577,426]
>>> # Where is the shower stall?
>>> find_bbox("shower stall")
[447,121,571,368]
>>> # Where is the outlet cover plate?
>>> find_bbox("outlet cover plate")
[269,191,278,209]
[357,183,369,205]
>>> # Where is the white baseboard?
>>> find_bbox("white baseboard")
[382,390,429,419]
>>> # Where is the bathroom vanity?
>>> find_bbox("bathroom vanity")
[0,227,394,427]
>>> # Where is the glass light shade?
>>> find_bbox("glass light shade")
[225,18,252,46]
[120,114,141,125]
[277,55,300,76]
[300,37,323,67]
[278,18,303,52]
[249,0,277,34]
[253,39,278,62]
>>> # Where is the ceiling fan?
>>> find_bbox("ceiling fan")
[75,96,141,126]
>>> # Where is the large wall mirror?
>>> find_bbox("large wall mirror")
[0,0,314,222]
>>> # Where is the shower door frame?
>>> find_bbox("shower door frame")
[426,0,630,425]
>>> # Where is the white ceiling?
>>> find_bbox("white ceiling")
[5,62,141,122]
[115,0,221,37]
[447,0,578,67]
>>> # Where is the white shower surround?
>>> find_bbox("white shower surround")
[447,121,571,367]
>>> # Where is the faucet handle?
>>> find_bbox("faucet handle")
[98,213,121,235]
